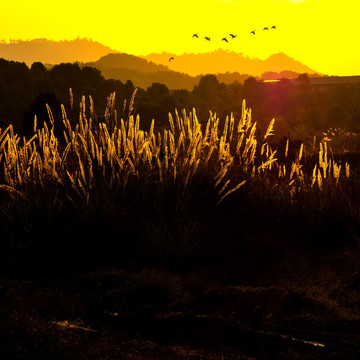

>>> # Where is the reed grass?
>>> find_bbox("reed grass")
[0,89,353,222]
[0,90,356,269]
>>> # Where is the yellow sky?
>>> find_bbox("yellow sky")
[1,0,359,75]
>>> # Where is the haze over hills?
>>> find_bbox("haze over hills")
[143,50,318,77]
[86,53,170,73]
[84,53,256,90]
[0,38,118,65]
[83,51,319,90]
[84,53,197,90]
[0,38,321,90]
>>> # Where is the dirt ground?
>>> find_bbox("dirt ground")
[2,250,360,359]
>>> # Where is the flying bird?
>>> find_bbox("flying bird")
[250,30,256,35]
[204,37,211,41]
[169,57,174,62]
[222,37,228,43]
[229,34,237,39]
[271,25,276,29]
[263,27,269,30]
[192,33,199,38]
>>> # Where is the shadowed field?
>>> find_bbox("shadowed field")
[1,92,360,358]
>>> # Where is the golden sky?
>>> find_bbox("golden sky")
[1,0,359,75]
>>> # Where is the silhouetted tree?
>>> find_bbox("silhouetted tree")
[30,62,47,78]
[124,80,135,99]
[193,74,219,101]
[242,77,266,116]
[296,73,312,108]
[82,66,104,87]
[297,73,310,87]
[147,82,170,100]
[172,89,192,110]
[49,63,83,91]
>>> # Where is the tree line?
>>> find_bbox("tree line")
[1,58,360,146]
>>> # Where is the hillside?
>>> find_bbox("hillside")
[84,54,255,90]
[83,53,197,90]
[0,38,118,65]
[144,50,317,77]
[86,53,170,73]
[0,39,319,90]
[87,53,169,72]
[83,52,314,90]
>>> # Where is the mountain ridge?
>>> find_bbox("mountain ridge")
[0,38,322,90]
[0,38,118,65]
[86,53,170,73]
[142,50,317,77]
[0,38,318,77]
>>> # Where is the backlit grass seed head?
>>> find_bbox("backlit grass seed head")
[69,88,74,110]
[317,169,323,190]
[263,118,275,141]
[0,92,352,212]
[298,143,303,162]
[346,162,350,179]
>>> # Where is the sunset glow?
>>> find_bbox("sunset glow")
[0,0,359,75]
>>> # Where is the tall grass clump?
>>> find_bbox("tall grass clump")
[0,90,356,273]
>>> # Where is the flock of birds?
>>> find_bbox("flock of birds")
[168,26,277,62]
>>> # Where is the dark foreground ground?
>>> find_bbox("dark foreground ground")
[2,248,360,360]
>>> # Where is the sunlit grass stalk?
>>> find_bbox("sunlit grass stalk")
[0,93,352,213]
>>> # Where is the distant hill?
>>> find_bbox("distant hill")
[0,38,320,90]
[86,53,170,73]
[0,38,118,65]
[84,54,255,90]
[143,50,317,77]
[84,53,196,89]
[84,51,315,90]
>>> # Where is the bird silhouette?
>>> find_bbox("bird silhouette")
[222,37,228,43]
[229,34,237,39]
[204,37,211,41]
[192,33,199,38]
[250,30,256,35]
[263,27,269,30]
[271,25,276,29]
[169,57,174,62]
